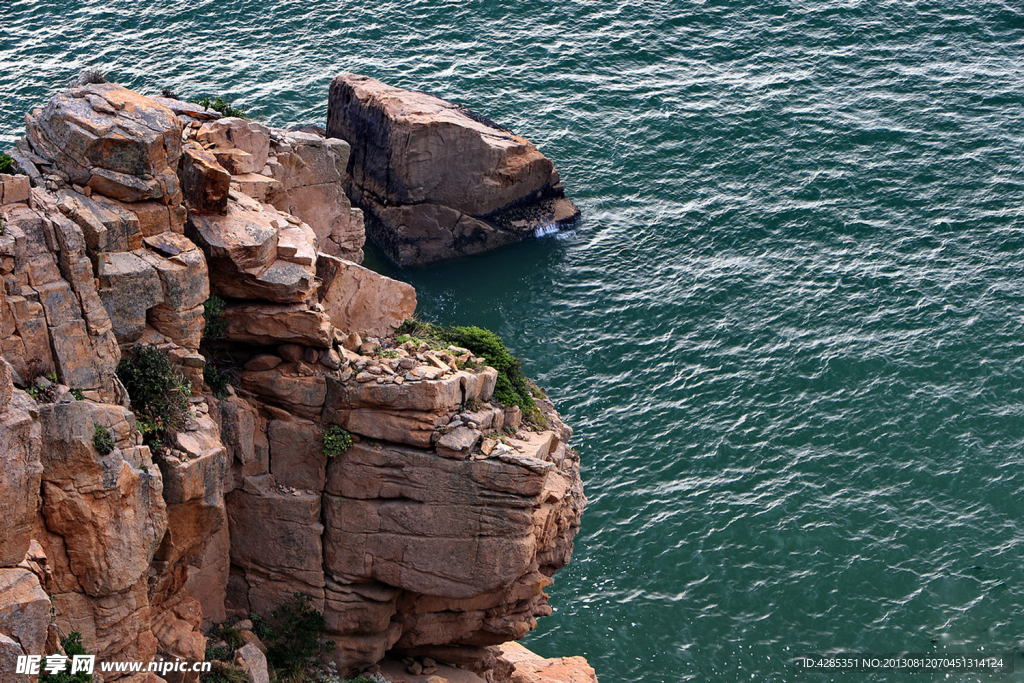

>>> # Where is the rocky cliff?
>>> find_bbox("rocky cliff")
[0,77,593,683]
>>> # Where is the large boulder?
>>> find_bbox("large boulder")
[317,254,416,338]
[26,84,182,204]
[187,191,318,303]
[327,73,579,266]
[178,142,231,215]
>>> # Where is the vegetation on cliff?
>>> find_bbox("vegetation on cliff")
[396,319,543,423]
[0,152,23,175]
[322,425,353,458]
[189,95,248,119]
[117,345,191,453]
[39,632,93,682]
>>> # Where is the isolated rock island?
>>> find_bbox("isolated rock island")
[330,73,580,266]
[0,75,593,683]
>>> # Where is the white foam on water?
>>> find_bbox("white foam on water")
[534,221,561,237]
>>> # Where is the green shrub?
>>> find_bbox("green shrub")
[39,631,92,682]
[0,152,23,175]
[204,364,229,399]
[398,320,542,423]
[208,622,245,649]
[189,96,247,119]
[322,426,352,458]
[27,377,57,403]
[203,295,228,341]
[204,642,232,663]
[250,612,271,640]
[264,593,333,678]
[71,388,85,400]
[92,424,114,455]
[117,345,191,453]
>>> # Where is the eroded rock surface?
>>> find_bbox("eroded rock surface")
[1,81,594,683]
[327,73,580,266]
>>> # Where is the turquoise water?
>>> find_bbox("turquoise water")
[5,2,1024,681]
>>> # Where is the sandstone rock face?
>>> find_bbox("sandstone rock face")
[0,369,43,567]
[187,190,317,303]
[179,143,231,215]
[267,131,366,262]
[0,568,50,657]
[2,80,592,683]
[327,73,580,266]
[318,253,416,338]
[0,174,32,205]
[221,301,334,348]
[1,198,120,395]
[499,642,599,683]
[235,641,271,683]
[26,83,182,205]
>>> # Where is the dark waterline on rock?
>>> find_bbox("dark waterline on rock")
[5,1,1024,681]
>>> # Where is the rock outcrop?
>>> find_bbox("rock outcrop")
[328,74,579,266]
[0,80,593,683]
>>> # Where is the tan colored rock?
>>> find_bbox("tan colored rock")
[231,172,280,202]
[327,366,496,416]
[379,659,487,683]
[217,394,269,483]
[327,73,579,265]
[0,174,31,205]
[150,593,206,683]
[436,426,482,460]
[0,633,29,683]
[499,642,599,683]
[117,198,188,236]
[197,118,271,173]
[151,96,221,121]
[97,250,164,341]
[0,569,50,657]
[186,191,317,303]
[179,142,230,215]
[38,401,168,597]
[49,578,159,666]
[56,189,143,252]
[26,84,182,204]
[322,440,578,599]
[148,303,205,350]
[226,477,324,615]
[317,254,416,338]
[0,201,119,393]
[267,131,365,262]
[268,417,326,491]
[221,301,334,348]
[214,148,258,175]
[140,233,211,312]
[0,386,43,567]
[185,522,230,627]
[235,642,270,683]
[241,364,327,419]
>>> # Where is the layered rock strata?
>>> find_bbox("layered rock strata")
[328,73,580,266]
[0,81,592,683]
